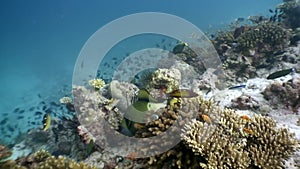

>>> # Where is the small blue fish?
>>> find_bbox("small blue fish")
[228,84,246,90]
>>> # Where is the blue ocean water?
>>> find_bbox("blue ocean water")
[0,0,282,145]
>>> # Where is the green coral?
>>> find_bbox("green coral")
[34,149,51,162]
[88,78,105,90]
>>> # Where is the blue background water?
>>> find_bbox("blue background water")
[0,0,282,144]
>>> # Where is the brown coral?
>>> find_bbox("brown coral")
[182,102,299,169]
[0,144,18,169]
[14,149,97,169]
[134,93,299,168]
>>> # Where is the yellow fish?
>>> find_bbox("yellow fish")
[134,88,158,103]
[167,89,198,98]
[121,101,165,136]
[42,113,51,131]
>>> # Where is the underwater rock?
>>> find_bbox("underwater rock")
[73,84,126,156]
[146,68,181,94]
[222,51,257,81]
[198,68,227,92]
[263,76,300,112]
[231,93,260,110]
[291,27,300,45]
[277,0,300,29]
[218,22,292,80]
[169,61,199,88]
[108,80,139,112]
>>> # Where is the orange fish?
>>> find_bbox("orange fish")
[201,114,211,124]
[240,115,251,121]
[243,127,254,135]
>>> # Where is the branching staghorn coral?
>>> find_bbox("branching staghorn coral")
[182,97,299,169]
[135,94,299,168]
[236,22,291,58]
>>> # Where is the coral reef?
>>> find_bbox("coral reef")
[263,76,300,112]
[108,80,139,112]
[88,79,105,90]
[277,0,300,29]
[234,22,292,70]
[215,22,292,81]
[60,97,72,104]
[23,115,88,161]
[17,150,97,169]
[182,97,299,168]
[0,144,18,169]
[134,97,200,169]
[146,68,181,93]
[237,22,291,53]
[172,43,216,75]
[0,144,96,169]
[133,94,299,168]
